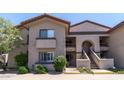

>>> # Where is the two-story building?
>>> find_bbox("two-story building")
[7,14,124,70]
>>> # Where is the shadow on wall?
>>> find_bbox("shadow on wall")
[82,40,94,54]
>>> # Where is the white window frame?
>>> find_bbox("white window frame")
[39,52,54,63]
[39,29,55,38]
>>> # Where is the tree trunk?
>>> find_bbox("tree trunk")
[0,53,9,71]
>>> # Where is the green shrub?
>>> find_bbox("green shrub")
[77,67,93,74]
[53,56,67,72]
[117,70,124,74]
[35,64,48,74]
[18,66,28,74]
[15,52,28,67]
[109,68,124,74]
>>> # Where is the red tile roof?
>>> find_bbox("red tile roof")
[16,13,70,27]
[107,20,124,33]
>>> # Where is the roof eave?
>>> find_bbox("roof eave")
[71,20,111,29]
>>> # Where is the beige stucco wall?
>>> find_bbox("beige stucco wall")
[36,39,56,48]
[8,29,28,68]
[68,35,101,53]
[69,21,110,54]
[28,18,67,68]
[76,35,100,52]
[109,25,124,68]
[70,22,109,32]
[99,59,114,69]
[76,59,91,68]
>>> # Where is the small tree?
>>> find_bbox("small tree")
[0,17,22,71]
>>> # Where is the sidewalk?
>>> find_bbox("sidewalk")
[0,69,124,80]
[0,73,124,80]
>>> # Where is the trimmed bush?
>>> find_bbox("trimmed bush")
[18,66,28,74]
[53,56,67,72]
[15,52,28,67]
[35,64,48,74]
[109,68,124,74]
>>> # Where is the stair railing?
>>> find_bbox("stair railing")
[90,49,100,68]
[81,49,90,60]
[76,49,91,68]
[90,48,114,69]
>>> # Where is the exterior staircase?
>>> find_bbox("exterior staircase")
[88,54,99,69]
[80,49,114,69]
[81,49,99,69]
[82,49,99,69]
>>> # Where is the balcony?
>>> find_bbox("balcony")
[66,44,76,51]
[66,37,76,52]
[36,38,56,48]
[100,43,109,51]
[66,47,76,51]
[100,46,109,51]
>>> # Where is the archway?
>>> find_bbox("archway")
[82,40,94,54]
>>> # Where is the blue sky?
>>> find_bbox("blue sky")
[0,13,124,27]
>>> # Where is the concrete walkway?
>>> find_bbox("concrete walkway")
[92,69,114,74]
[64,68,80,74]
[65,68,114,74]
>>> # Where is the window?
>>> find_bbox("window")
[39,29,55,38]
[39,52,54,63]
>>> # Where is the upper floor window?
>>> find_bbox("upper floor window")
[39,29,55,38]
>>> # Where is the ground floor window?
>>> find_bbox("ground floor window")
[39,52,54,63]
